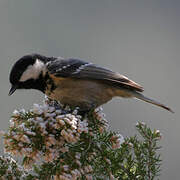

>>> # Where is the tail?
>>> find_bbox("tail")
[130,91,174,113]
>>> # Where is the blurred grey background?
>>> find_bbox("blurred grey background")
[0,0,179,179]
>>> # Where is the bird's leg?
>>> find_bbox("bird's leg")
[76,103,97,118]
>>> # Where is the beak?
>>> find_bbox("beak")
[9,85,18,96]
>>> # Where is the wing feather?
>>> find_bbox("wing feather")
[47,58,144,92]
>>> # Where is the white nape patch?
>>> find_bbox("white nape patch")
[72,62,92,74]
[20,59,45,82]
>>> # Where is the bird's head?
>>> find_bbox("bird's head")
[9,54,49,95]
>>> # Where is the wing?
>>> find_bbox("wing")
[47,58,144,92]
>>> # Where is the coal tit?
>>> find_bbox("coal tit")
[9,54,173,112]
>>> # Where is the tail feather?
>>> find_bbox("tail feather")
[130,91,174,113]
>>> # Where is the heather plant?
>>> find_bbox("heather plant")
[0,98,162,180]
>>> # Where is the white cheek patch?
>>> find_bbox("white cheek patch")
[20,59,45,82]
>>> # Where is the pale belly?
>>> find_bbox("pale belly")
[45,77,115,110]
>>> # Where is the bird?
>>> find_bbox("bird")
[9,54,173,113]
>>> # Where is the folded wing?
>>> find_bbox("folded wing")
[47,58,144,92]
